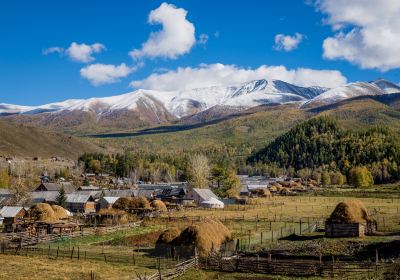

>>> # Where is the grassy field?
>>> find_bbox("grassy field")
[0,254,153,280]
[1,193,399,279]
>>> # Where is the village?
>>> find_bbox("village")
[0,157,398,280]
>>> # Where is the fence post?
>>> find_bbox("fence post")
[70,247,74,259]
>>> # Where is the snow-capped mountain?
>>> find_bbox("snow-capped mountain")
[1,79,398,123]
[304,79,400,108]
[0,79,327,118]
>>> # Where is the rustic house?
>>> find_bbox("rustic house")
[0,206,26,232]
[66,194,96,213]
[325,200,376,238]
[35,182,75,194]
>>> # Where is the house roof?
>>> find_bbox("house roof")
[201,197,224,205]
[0,206,24,218]
[78,186,100,191]
[102,189,137,197]
[247,184,269,190]
[101,197,119,204]
[137,189,156,199]
[66,194,93,203]
[0,188,12,196]
[189,188,219,201]
[75,190,102,199]
[30,191,59,203]
[36,182,75,193]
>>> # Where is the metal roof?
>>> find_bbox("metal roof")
[30,191,59,203]
[0,206,24,218]
[188,188,219,201]
[101,197,119,204]
[66,193,93,203]
[102,189,137,197]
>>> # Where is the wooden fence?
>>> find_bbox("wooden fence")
[201,254,388,278]
[0,221,141,248]
[134,256,198,280]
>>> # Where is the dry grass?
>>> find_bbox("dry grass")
[51,205,69,220]
[0,254,153,280]
[151,200,167,212]
[156,227,181,244]
[328,200,369,223]
[172,219,231,256]
[113,197,151,210]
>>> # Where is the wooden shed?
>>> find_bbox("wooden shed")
[325,200,376,238]
[0,206,26,233]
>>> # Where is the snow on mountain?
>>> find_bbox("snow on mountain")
[1,78,397,119]
[303,79,400,108]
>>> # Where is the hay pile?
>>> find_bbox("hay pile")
[98,208,129,224]
[113,197,151,210]
[269,185,278,192]
[172,219,231,256]
[51,205,69,220]
[151,200,167,212]
[156,227,181,244]
[28,203,68,223]
[328,200,369,224]
[258,189,272,197]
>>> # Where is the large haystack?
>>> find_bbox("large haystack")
[151,200,167,212]
[28,203,57,223]
[328,200,369,224]
[51,205,69,220]
[113,197,151,210]
[172,219,231,256]
[156,227,181,244]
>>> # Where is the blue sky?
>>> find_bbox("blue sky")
[0,0,399,105]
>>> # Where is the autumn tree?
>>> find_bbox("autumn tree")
[349,166,374,188]
[0,169,10,188]
[187,154,210,188]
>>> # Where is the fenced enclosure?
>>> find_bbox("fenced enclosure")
[201,253,390,278]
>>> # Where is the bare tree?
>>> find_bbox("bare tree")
[187,154,210,189]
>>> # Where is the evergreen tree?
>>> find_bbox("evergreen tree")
[56,186,67,208]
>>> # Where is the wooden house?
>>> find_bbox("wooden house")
[66,194,95,213]
[35,182,75,194]
[0,206,26,232]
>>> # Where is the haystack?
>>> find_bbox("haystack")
[98,208,129,225]
[151,200,167,212]
[51,205,69,220]
[254,189,272,198]
[269,185,278,192]
[28,203,57,223]
[172,219,231,256]
[113,196,151,210]
[156,227,181,244]
[328,200,369,224]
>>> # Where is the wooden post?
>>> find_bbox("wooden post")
[70,247,74,259]
[261,232,263,244]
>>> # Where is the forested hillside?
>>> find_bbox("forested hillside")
[248,117,400,184]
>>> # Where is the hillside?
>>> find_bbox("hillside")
[88,96,400,160]
[247,116,400,182]
[0,120,100,159]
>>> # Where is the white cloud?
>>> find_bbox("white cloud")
[42,46,64,55]
[198,33,209,45]
[274,33,303,51]
[130,63,347,90]
[66,42,106,63]
[43,42,105,63]
[130,2,196,60]
[80,63,136,86]
[317,0,400,71]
